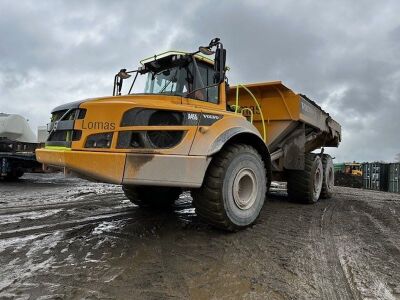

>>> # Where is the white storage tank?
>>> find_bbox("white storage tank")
[0,113,36,143]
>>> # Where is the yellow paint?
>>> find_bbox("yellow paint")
[227,82,301,145]
[38,74,339,185]
[37,148,126,184]
[235,84,266,142]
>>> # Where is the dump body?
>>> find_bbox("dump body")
[227,81,341,174]
[227,81,341,151]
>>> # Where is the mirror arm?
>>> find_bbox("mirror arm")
[117,77,122,96]
[128,71,139,94]
[113,75,118,96]
[219,43,225,84]
[112,69,141,96]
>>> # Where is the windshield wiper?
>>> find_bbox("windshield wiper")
[159,68,179,93]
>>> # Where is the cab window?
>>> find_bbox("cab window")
[193,61,219,104]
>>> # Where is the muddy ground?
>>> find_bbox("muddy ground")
[1,174,400,300]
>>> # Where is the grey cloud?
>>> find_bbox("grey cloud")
[0,0,399,162]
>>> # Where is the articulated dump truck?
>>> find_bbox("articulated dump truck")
[37,38,341,231]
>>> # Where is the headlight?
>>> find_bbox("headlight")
[85,132,113,148]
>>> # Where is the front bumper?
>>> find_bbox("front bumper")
[36,148,208,187]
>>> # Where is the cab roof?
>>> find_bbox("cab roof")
[140,51,215,66]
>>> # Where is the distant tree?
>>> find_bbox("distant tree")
[396,153,400,162]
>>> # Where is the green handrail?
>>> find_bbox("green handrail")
[235,84,267,142]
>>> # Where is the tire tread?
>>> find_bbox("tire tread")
[192,144,265,231]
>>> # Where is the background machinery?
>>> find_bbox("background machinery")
[0,113,42,180]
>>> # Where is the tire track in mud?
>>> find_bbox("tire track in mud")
[0,210,137,239]
[0,190,135,240]
[2,176,400,299]
[333,189,400,299]
[153,217,192,299]
[307,199,356,299]
[0,193,127,215]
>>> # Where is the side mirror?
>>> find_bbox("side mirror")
[214,48,226,83]
[114,69,131,96]
[117,69,131,79]
[199,46,215,56]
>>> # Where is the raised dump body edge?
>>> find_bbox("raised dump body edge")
[227,81,341,153]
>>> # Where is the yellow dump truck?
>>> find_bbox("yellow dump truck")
[37,38,341,231]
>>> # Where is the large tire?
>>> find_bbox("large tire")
[3,169,24,181]
[122,185,181,209]
[287,153,323,204]
[320,154,334,199]
[192,144,267,231]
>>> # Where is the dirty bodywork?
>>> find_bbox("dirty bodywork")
[36,86,244,187]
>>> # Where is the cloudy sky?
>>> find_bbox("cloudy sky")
[0,0,399,162]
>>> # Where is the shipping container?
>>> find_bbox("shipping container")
[388,163,400,193]
[362,163,389,191]
[334,163,345,173]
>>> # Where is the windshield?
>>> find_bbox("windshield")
[118,54,219,103]
[144,66,191,96]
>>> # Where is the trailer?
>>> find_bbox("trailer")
[0,114,41,180]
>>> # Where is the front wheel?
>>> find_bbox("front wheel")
[192,144,268,231]
[2,169,24,181]
[122,185,181,209]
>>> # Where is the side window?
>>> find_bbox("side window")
[193,63,207,101]
[207,67,218,104]
[194,61,219,104]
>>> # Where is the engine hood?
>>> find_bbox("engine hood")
[51,94,183,113]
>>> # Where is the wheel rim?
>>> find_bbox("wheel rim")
[232,168,258,210]
[313,165,323,198]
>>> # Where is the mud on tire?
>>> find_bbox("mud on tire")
[320,154,334,199]
[122,185,181,209]
[287,153,323,204]
[192,144,267,231]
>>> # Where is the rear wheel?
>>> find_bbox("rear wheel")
[122,185,181,209]
[192,144,267,231]
[287,153,323,203]
[320,154,334,199]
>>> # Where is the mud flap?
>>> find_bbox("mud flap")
[283,128,305,170]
